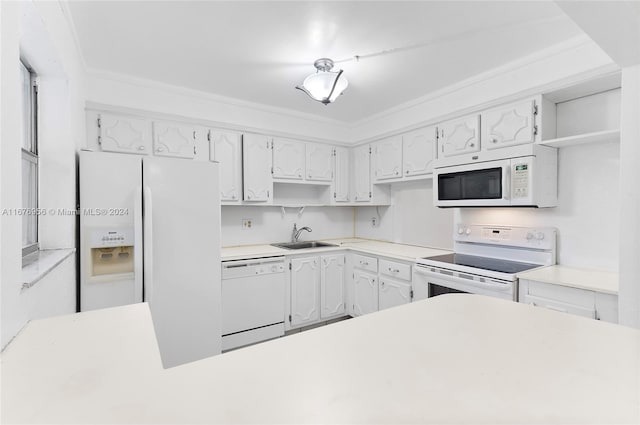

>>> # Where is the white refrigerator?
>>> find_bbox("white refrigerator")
[80,151,221,368]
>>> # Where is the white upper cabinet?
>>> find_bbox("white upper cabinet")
[272,138,305,180]
[320,254,345,319]
[306,143,333,182]
[333,147,350,203]
[242,133,273,202]
[152,121,196,159]
[98,113,151,155]
[403,126,437,177]
[373,136,403,181]
[438,114,481,157]
[209,130,242,202]
[290,257,320,327]
[482,99,537,149]
[353,144,371,202]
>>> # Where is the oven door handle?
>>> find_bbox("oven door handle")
[414,266,512,292]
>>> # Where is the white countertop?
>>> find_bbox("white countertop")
[517,265,619,295]
[221,238,451,262]
[3,295,639,424]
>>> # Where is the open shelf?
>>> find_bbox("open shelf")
[538,129,620,148]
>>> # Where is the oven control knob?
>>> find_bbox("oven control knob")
[465,228,471,235]
[526,232,534,240]
[457,227,464,235]
[536,232,545,240]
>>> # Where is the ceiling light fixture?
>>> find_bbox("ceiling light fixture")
[296,58,348,105]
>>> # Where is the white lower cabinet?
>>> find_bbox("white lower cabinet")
[352,269,378,316]
[379,277,412,311]
[288,253,346,329]
[350,255,413,316]
[519,279,618,323]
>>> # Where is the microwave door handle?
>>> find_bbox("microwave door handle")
[503,165,511,201]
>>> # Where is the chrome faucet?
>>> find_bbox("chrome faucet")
[291,223,312,242]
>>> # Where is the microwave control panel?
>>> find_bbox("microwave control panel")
[512,162,529,199]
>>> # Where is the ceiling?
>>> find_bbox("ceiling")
[68,1,585,123]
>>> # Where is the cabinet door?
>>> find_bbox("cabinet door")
[482,99,536,149]
[272,139,304,180]
[373,136,402,181]
[98,113,151,155]
[438,114,480,157]
[333,147,350,202]
[320,254,345,318]
[306,143,333,181]
[210,130,242,202]
[152,121,196,159]
[352,270,378,316]
[379,277,412,311]
[290,257,320,327]
[403,126,437,177]
[242,134,273,202]
[353,145,371,202]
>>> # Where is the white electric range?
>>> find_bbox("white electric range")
[414,224,557,301]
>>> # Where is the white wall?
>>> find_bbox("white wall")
[355,180,454,250]
[221,206,353,246]
[1,1,85,349]
[457,141,620,271]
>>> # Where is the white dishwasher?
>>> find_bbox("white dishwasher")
[221,257,285,351]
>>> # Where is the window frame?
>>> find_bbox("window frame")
[21,60,39,257]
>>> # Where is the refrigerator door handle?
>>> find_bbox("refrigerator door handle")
[143,185,154,304]
[134,185,144,303]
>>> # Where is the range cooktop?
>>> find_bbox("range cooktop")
[420,253,540,275]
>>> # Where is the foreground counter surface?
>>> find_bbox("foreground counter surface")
[2,295,639,424]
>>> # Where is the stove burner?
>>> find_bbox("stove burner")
[421,253,540,274]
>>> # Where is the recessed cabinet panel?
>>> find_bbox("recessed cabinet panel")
[152,121,196,159]
[242,134,272,202]
[353,145,371,202]
[210,130,242,202]
[438,114,481,157]
[98,113,151,155]
[290,257,320,327]
[273,139,305,180]
[373,136,402,181]
[379,278,411,311]
[403,126,437,177]
[482,99,536,149]
[320,254,345,318]
[352,270,378,316]
[306,143,333,181]
[333,147,350,202]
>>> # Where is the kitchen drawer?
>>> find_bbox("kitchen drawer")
[521,279,595,308]
[379,259,411,281]
[522,294,596,319]
[353,254,377,273]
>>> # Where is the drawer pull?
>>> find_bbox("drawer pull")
[388,267,400,273]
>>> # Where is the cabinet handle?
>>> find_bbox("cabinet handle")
[491,138,498,143]
[193,130,196,139]
[395,171,399,175]
[406,170,409,175]
[157,147,164,152]
[138,146,145,151]
[388,267,400,273]
[469,143,475,147]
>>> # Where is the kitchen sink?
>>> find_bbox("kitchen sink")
[272,241,338,250]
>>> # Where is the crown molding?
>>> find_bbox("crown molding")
[86,68,351,130]
[351,35,598,128]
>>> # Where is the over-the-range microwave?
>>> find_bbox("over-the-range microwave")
[433,145,558,208]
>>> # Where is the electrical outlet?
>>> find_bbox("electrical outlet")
[242,218,253,230]
[371,217,377,227]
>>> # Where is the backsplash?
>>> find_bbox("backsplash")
[221,206,354,246]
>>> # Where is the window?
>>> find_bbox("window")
[21,61,38,256]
